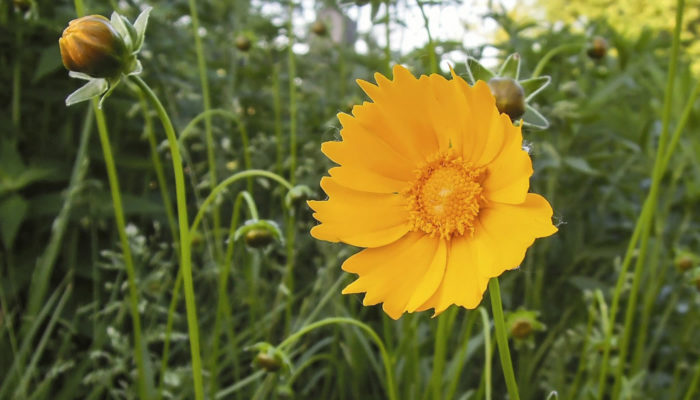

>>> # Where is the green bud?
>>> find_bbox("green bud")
[487,77,526,120]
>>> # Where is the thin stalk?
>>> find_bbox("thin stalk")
[131,75,204,400]
[12,26,22,131]
[138,93,178,242]
[190,169,292,235]
[532,43,583,78]
[287,0,297,185]
[684,361,700,400]
[26,106,92,318]
[567,296,597,400]
[489,278,520,400]
[445,310,479,400]
[208,190,258,398]
[94,105,149,398]
[611,1,685,397]
[179,108,253,192]
[187,0,221,258]
[426,312,449,400]
[416,0,437,74]
[158,267,182,400]
[278,317,397,400]
[479,307,492,400]
[273,63,283,175]
[384,0,391,75]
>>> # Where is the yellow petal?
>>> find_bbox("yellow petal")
[476,193,557,276]
[417,235,491,315]
[341,232,445,319]
[481,123,533,204]
[308,177,410,248]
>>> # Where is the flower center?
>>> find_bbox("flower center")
[405,151,486,239]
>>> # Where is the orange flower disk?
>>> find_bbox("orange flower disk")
[309,65,558,319]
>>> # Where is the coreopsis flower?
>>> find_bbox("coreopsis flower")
[59,7,151,107]
[309,65,557,319]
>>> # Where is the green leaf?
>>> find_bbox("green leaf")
[522,104,549,129]
[65,79,108,106]
[32,46,63,84]
[564,156,599,176]
[497,52,521,80]
[520,76,551,101]
[464,57,494,85]
[0,194,28,249]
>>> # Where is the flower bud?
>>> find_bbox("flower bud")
[587,36,608,60]
[254,352,282,372]
[487,77,526,120]
[244,228,275,248]
[235,35,251,52]
[674,252,695,272]
[510,319,533,339]
[59,15,128,78]
[312,21,327,36]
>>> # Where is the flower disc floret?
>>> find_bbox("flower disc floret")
[405,151,486,239]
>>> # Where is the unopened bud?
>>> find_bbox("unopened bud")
[511,319,533,339]
[487,77,526,120]
[587,36,608,60]
[254,352,282,372]
[235,35,251,52]
[59,15,128,78]
[311,21,327,36]
[244,228,275,248]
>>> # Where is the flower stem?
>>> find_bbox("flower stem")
[273,63,283,175]
[611,1,685,398]
[416,0,437,74]
[479,307,493,400]
[93,104,149,399]
[532,43,583,78]
[384,0,392,75]
[427,311,449,400]
[130,75,204,400]
[488,278,520,400]
[187,0,221,257]
[278,317,397,400]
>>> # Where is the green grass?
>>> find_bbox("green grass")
[1,0,700,399]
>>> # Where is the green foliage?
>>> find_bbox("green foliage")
[1,0,700,399]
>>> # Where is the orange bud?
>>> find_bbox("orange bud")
[59,15,128,78]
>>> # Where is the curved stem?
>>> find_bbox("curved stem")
[278,317,397,400]
[190,169,292,235]
[489,278,520,400]
[179,108,253,193]
[532,43,583,78]
[130,75,204,400]
[416,0,437,74]
[94,104,149,398]
[186,0,221,257]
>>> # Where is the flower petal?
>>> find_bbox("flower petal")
[416,234,491,315]
[481,121,533,204]
[341,232,445,319]
[477,193,557,276]
[354,65,441,163]
[308,177,410,248]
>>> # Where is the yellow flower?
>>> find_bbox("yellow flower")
[59,15,128,79]
[308,65,558,319]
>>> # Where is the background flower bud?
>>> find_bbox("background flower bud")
[487,77,526,120]
[59,15,128,78]
[587,36,608,60]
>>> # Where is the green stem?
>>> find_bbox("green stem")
[94,104,149,399]
[532,43,583,78]
[384,0,391,75]
[273,64,283,175]
[278,317,397,400]
[445,310,479,400]
[479,307,492,400]
[287,0,297,186]
[158,267,182,400]
[190,169,292,235]
[611,1,685,397]
[427,312,448,400]
[179,108,253,192]
[138,92,178,242]
[12,26,21,132]
[684,361,700,400]
[416,0,437,74]
[187,0,221,257]
[130,75,204,400]
[488,278,520,400]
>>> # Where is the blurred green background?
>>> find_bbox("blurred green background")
[1,0,700,399]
